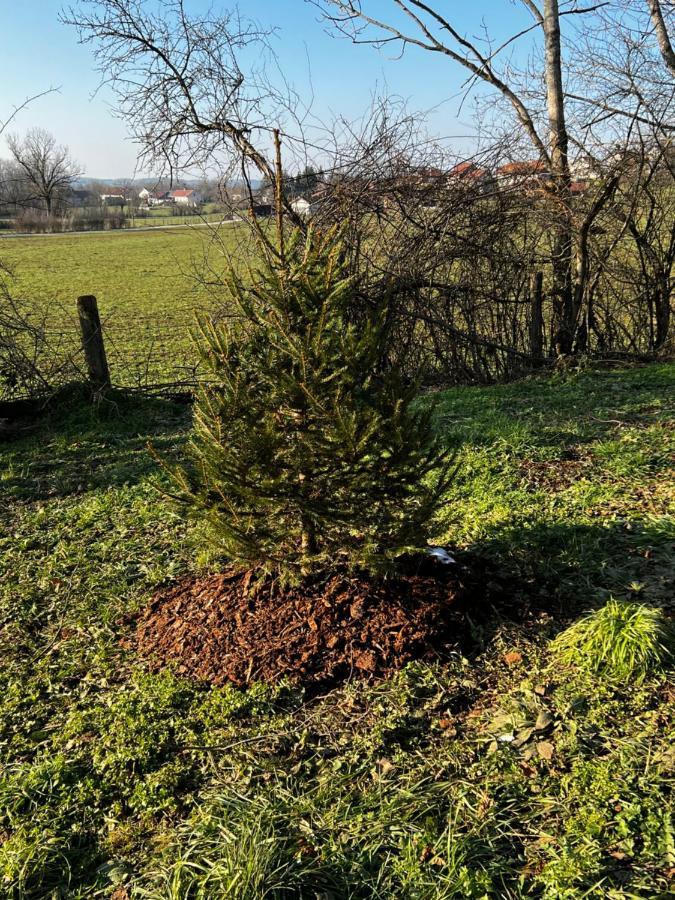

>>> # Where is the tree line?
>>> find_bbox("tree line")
[2,0,673,400]
[59,0,672,380]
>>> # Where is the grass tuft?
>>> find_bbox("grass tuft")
[552,599,673,682]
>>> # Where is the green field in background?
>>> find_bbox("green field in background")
[1,224,247,386]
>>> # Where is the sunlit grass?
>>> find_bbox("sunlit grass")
[1,363,673,897]
[552,599,673,682]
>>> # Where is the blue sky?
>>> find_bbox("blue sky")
[1,0,529,177]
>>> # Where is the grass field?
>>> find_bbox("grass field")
[1,362,673,898]
[2,225,245,389]
[127,213,227,228]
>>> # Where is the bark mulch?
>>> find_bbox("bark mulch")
[127,558,484,691]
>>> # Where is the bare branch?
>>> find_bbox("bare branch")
[646,0,675,79]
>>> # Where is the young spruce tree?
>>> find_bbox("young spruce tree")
[170,222,455,583]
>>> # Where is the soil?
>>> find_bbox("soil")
[519,448,594,492]
[127,557,486,691]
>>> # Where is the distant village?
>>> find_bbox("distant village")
[2,146,670,234]
[32,157,605,216]
[189,157,600,215]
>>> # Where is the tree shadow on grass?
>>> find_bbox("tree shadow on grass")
[434,362,675,454]
[455,515,675,652]
[1,388,192,501]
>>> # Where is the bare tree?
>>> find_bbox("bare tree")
[563,0,673,147]
[0,159,26,214]
[310,0,601,352]
[596,142,675,352]
[61,0,305,227]
[6,128,81,215]
[1,94,79,401]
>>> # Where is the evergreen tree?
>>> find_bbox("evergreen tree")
[168,224,455,582]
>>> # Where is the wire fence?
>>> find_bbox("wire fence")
[1,294,212,405]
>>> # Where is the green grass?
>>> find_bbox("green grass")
[1,225,246,389]
[552,599,673,682]
[127,212,228,228]
[1,363,674,897]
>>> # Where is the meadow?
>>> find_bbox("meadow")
[1,225,245,389]
[1,362,673,898]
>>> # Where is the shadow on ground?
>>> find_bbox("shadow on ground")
[457,516,675,650]
[1,389,191,501]
[435,362,675,452]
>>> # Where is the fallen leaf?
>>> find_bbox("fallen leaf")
[419,845,434,863]
[535,709,553,731]
[536,741,554,761]
[503,651,523,666]
[513,726,535,747]
[377,758,395,776]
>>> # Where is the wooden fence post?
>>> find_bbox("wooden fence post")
[77,295,111,388]
[529,271,544,362]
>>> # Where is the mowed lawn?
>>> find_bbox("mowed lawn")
[1,363,673,898]
[1,225,246,387]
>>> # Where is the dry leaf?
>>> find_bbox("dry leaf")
[503,651,523,666]
[419,845,434,863]
[536,741,554,761]
[535,709,553,731]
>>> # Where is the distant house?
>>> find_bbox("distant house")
[448,161,493,192]
[570,180,590,196]
[169,189,200,207]
[139,188,171,207]
[138,187,201,207]
[290,197,315,219]
[570,158,597,180]
[100,189,128,206]
[495,161,548,190]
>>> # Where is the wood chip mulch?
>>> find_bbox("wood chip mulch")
[126,559,482,691]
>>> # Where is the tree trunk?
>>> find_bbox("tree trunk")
[654,277,671,350]
[529,271,544,362]
[646,0,675,80]
[543,0,575,355]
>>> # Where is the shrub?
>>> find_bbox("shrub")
[551,599,673,682]
[167,223,455,582]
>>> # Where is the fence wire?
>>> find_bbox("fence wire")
[1,298,213,403]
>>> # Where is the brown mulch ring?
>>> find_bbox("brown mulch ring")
[126,557,491,691]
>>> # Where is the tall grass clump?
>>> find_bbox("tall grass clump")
[552,599,673,682]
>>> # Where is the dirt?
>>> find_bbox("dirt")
[127,558,483,691]
[519,449,594,491]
